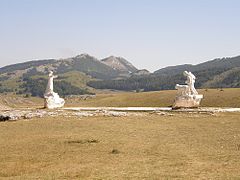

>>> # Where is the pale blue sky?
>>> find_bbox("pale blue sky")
[0,0,240,71]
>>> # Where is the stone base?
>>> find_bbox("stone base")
[172,94,203,109]
[44,94,65,109]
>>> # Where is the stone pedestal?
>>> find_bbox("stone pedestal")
[173,94,203,109]
[44,92,65,109]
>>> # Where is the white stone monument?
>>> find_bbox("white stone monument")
[173,71,203,109]
[44,71,65,109]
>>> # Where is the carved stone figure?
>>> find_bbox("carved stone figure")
[44,71,65,109]
[173,71,203,108]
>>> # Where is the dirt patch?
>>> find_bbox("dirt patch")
[66,139,99,144]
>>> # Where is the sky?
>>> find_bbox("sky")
[0,0,240,72]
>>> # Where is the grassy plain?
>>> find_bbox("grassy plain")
[0,113,240,179]
[53,88,240,108]
[2,88,240,109]
[1,88,240,179]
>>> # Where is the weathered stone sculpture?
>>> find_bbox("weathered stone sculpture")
[173,71,203,109]
[44,71,65,109]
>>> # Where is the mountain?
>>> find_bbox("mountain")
[0,54,137,80]
[57,54,120,80]
[0,59,57,75]
[201,67,240,88]
[0,53,130,80]
[0,53,137,96]
[154,56,240,76]
[88,55,240,91]
[101,56,138,73]
[2,54,240,96]
[154,64,193,76]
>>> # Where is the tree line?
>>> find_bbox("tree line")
[20,77,94,97]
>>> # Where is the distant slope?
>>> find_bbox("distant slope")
[58,71,93,89]
[154,56,240,75]
[202,67,240,88]
[0,53,138,96]
[89,55,240,91]
[57,54,119,80]
[2,54,240,94]
[0,59,56,75]
[154,64,193,76]
[0,54,134,81]
[101,56,138,73]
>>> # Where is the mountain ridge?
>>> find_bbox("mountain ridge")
[88,55,240,91]
[0,54,138,79]
[0,53,139,96]
[1,54,240,96]
[154,56,240,75]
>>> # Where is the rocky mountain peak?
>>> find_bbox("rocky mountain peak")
[101,56,138,73]
[75,53,98,61]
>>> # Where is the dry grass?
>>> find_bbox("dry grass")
[2,88,240,109]
[66,90,176,107]
[0,95,43,109]
[67,88,240,108]
[0,113,240,179]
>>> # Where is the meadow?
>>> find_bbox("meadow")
[0,88,240,179]
[1,88,240,109]
[70,88,240,108]
[0,112,240,179]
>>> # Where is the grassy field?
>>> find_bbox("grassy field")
[67,88,240,108]
[2,88,240,109]
[0,112,240,179]
[0,88,240,108]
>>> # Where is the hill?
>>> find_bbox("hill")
[89,55,240,91]
[154,56,240,75]
[2,54,240,95]
[0,54,138,96]
[154,64,193,76]
[59,54,120,80]
[0,53,137,81]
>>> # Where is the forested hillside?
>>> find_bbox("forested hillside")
[1,54,240,95]
[0,54,138,96]
[88,56,240,91]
